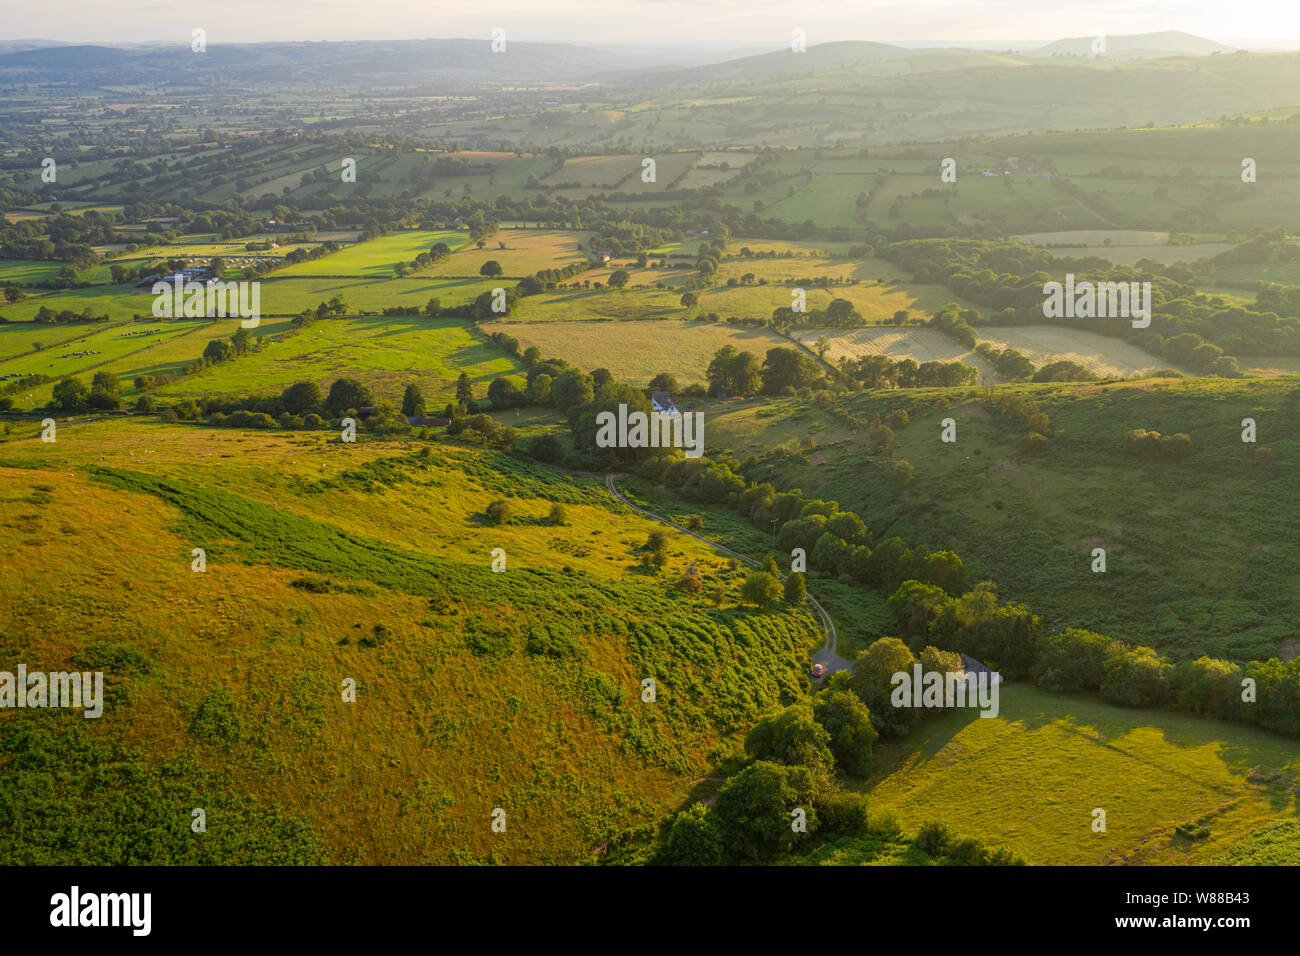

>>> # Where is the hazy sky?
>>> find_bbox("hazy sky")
[4,0,1300,49]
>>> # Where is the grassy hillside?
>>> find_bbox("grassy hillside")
[704,376,1300,661]
[0,420,823,864]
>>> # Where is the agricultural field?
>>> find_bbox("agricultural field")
[975,325,1187,378]
[481,318,792,388]
[422,229,590,278]
[788,327,1000,383]
[275,230,469,277]
[152,315,522,406]
[6,26,1300,880]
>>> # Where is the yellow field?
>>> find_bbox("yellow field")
[481,318,791,387]
[422,229,591,278]
[790,327,1001,383]
[977,325,1187,378]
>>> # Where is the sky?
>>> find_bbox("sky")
[3,0,1300,50]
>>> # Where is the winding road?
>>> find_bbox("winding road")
[604,472,851,678]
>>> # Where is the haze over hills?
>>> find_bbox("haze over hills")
[0,31,1246,87]
[1027,30,1236,58]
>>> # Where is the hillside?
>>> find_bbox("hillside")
[703,377,1300,662]
[0,421,821,863]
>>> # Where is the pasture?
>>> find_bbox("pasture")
[275,230,470,277]
[861,682,1300,865]
[151,315,523,405]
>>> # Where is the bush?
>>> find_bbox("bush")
[548,503,569,526]
[916,820,955,856]
[485,499,514,525]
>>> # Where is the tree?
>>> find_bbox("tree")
[849,637,919,736]
[87,371,121,409]
[402,383,426,417]
[488,377,525,408]
[741,571,782,608]
[608,269,630,289]
[666,804,722,865]
[813,678,879,776]
[326,378,371,416]
[550,368,595,411]
[706,345,761,397]
[52,376,88,411]
[528,432,564,463]
[90,370,120,400]
[485,499,514,525]
[647,372,679,394]
[761,347,821,394]
[784,570,806,605]
[744,703,835,778]
[281,381,322,415]
[680,291,698,308]
[521,346,542,367]
[710,761,820,862]
[456,372,474,406]
[203,339,232,364]
[479,260,503,277]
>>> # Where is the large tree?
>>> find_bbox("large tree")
[401,383,426,417]
[326,378,371,416]
[455,372,474,406]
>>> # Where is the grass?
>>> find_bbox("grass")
[481,318,790,387]
[857,682,1300,865]
[705,377,1300,661]
[0,421,824,864]
[152,315,523,406]
[421,229,589,278]
[275,230,470,277]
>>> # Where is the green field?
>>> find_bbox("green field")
[152,315,523,405]
[276,230,470,276]
[861,682,1300,865]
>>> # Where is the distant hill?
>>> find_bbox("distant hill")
[1027,31,1234,59]
[0,39,72,55]
[0,44,139,69]
[0,38,633,87]
[658,40,913,84]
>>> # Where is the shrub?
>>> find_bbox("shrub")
[485,499,514,525]
[916,820,955,856]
